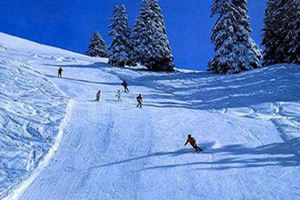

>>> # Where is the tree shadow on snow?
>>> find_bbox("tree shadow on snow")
[88,142,216,170]
[47,63,300,110]
[141,137,300,171]
[87,138,300,172]
[45,74,120,86]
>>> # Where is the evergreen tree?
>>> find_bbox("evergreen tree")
[211,0,223,16]
[119,5,136,66]
[232,0,248,14]
[232,0,250,31]
[132,0,151,65]
[209,0,237,74]
[108,5,133,67]
[232,0,262,66]
[278,0,300,64]
[86,32,109,57]
[133,0,174,71]
[149,0,174,71]
[262,0,299,66]
[262,0,285,66]
[208,0,261,74]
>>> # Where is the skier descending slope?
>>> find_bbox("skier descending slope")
[95,90,101,102]
[58,66,63,78]
[136,94,143,108]
[184,134,202,153]
[121,80,129,93]
[116,90,121,101]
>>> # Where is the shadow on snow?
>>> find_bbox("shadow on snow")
[47,63,300,110]
[88,138,300,171]
[45,74,120,86]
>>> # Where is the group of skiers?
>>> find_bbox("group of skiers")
[58,67,142,108]
[57,66,202,153]
[94,80,143,108]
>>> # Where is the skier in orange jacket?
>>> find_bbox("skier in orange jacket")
[184,134,202,152]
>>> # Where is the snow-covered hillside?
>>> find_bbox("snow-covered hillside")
[1,32,300,200]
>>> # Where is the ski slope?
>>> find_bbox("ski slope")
[1,32,300,200]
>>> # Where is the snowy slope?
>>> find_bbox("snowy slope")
[1,32,300,200]
[0,37,70,198]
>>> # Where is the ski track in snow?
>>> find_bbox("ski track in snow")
[0,32,300,200]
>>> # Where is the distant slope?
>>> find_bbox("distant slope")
[1,32,300,200]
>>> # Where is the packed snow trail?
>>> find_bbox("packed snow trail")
[1,33,300,200]
[18,101,153,199]
[17,63,300,200]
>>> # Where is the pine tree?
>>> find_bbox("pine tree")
[209,0,237,74]
[232,0,262,67]
[262,0,285,66]
[211,0,223,16]
[132,0,151,65]
[262,0,299,66]
[208,0,261,74]
[86,32,109,57]
[119,5,136,66]
[133,0,174,71]
[278,0,300,64]
[149,0,174,71]
[232,0,250,31]
[108,5,133,67]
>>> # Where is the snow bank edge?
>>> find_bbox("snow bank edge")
[3,99,75,200]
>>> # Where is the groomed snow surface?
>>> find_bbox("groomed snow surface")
[1,32,300,200]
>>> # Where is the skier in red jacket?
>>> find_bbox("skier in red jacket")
[184,134,202,152]
[136,94,143,108]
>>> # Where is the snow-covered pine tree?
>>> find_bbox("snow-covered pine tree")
[149,0,174,71]
[133,0,174,71]
[211,0,223,16]
[278,0,300,64]
[108,5,133,67]
[132,0,151,65]
[208,0,261,74]
[119,5,136,66]
[208,0,237,74]
[263,0,299,66]
[262,0,286,66]
[232,0,250,31]
[86,32,109,57]
[231,0,262,66]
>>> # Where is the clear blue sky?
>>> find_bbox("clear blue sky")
[0,0,266,70]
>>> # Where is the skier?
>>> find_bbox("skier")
[184,134,202,152]
[95,90,101,102]
[58,67,63,78]
[116,90,121,101]
[121,80,129,93]
[136,94,143,108]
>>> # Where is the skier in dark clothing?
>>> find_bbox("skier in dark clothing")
[95,90,101,102]
[121,80,129,93]
[184,134,202,152]
[58,67,63,78]
[136,94,143,108]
